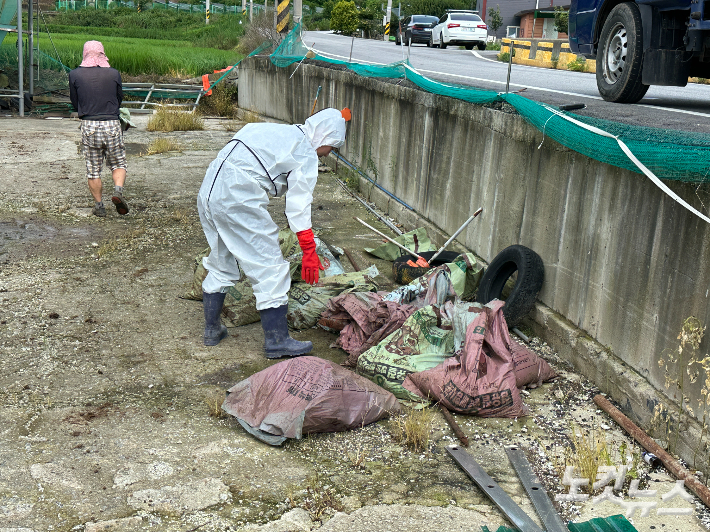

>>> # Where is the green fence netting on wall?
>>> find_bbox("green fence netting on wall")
[270,23,710,198]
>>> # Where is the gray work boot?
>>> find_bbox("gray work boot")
[203,291,228,346]
[260,304,312,359]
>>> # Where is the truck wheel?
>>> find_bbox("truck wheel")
[476,245,544,327]
[596,2,649,103]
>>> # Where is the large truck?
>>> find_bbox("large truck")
[568,0,710,102]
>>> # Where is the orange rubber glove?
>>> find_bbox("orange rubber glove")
[296,229,325,285]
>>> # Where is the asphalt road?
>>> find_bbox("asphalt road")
[303,31,710,135]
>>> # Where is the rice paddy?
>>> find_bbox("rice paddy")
[1,32,241,77]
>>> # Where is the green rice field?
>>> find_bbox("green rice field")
[1,32,242,77]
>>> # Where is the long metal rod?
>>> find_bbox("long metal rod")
[429,208,482,263]
[594,394,710,509]
[505,446,568,532]
[17,0,24,116]
[447,446,544,532]
[335,178,403,235]
[354,217,425,261]
[505,39,514,93]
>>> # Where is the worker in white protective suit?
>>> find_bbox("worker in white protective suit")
[197,107,350,357]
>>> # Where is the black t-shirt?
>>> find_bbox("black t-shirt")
[68,66,123,121]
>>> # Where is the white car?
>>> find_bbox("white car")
[430,10,488,50]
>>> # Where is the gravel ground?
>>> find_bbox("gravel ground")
[0,115,706,532]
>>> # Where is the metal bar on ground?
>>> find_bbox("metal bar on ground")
[335,178,403,235]
[447,445,544,532]
[355,217,425,261]
[593,394,710,509]
[343,249,360,271]
[504,446,567,532]
[439,405,469,447]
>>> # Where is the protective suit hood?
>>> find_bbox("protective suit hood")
[302,108,347,149]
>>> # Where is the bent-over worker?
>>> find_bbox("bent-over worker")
[197,108,350,357]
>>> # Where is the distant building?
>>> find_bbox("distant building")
[475,0,570,40]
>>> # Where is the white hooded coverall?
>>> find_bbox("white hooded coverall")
[197,109,346,311]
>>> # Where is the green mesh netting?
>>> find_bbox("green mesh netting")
[270,23,710,184]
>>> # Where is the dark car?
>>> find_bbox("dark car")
[396,15,440,46]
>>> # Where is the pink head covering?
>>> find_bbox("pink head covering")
[80,41,110,68]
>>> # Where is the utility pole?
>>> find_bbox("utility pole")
[384,0,392,41]
[206,0,210,24]
[294,0,302,24]
[250,0,253,21]
[242,0,246,16]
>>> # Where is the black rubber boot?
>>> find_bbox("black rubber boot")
[260,304,312,359]
[203,291,228,346]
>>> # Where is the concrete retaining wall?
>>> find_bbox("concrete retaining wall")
[238,56,710,467]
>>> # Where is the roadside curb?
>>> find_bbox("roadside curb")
[501,38,596,73]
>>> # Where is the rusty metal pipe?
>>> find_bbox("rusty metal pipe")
[593,394,710,509]
[343,249,361,271]
[439,404,469,447]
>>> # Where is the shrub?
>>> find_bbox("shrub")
[197,82,238,117]
[236,11,279,55]
[330,0,359,35]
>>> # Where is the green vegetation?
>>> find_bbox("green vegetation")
[403,0,468,17]
[554,6,569,35]
[1,32,240,77]
[47,7,245,49]
[330,0,359,35]
[567,55,587,72]
[487,4,502,34]
[147,108,205,131]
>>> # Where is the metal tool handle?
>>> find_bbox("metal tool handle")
[429,207,482,263]
[354,217,425,260]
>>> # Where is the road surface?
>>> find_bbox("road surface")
[302,31,710,135]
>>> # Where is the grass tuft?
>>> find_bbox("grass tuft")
[147,108,204,132]
[389,406,433,452]
[205,390,226,419]
[146,137,183,155]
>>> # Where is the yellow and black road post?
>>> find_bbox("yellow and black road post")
[277,0,290,33]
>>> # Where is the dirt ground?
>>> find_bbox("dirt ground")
[0,114,707,532]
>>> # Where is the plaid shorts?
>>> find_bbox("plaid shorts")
[81,120,127,179]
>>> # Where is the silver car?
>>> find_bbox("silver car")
[430,10,488,50]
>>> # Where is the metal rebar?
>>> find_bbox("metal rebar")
[349,36,354,62]
[505,40,514,93]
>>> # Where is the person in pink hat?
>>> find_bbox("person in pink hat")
[69,41,129,217]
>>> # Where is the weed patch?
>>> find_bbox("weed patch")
[205,390,226,419]
[389,406,433,452]
[146,137,183,155]
[567,56,587,72]
[198,82,238,117]
[147,108,204,132]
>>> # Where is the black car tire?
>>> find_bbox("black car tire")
[475,245,544,327]
[596,2,649,103]
[426,39,431,47]
[464,44,474,50]
[392,251,462,285]
[477,42,486,50]
[440,40,448,49]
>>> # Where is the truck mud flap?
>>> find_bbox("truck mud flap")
[642,49,692,85]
